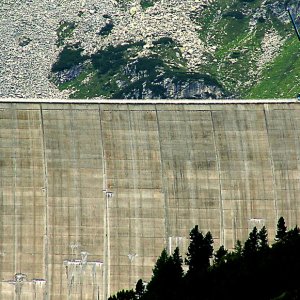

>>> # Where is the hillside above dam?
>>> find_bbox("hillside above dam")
[0,100,299,299]
[1,0,300,99]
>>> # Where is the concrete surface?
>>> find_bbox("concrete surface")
[0,100,300,299]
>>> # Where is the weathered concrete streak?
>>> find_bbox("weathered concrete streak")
[0,102,300,299]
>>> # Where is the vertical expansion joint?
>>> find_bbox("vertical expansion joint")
[98,105,110,300]
[127,109,136,286]
[210,111,225,248]
[70,109,81,253]
[39,104,49,300]
[155,105,170,251]
[263,106,278,228]
[12,108,18,276]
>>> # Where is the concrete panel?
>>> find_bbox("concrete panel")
[0,102,300,298]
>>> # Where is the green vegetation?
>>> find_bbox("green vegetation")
[246,37,300,98]
[51,0,300,99]
[109,217,300,300]
[223,11,245,19]
[191,0,294,97]
[52,38,224,99]
[53,42,146,98]
[99,22,114,36]
[116,0,158,10]
[91,43,136,74]
[140,0,155,10]
[51,44,86,72]
[56,21,76,47]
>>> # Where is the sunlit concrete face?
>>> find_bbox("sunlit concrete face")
[0,101,300,299]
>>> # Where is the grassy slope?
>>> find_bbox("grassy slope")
[53,39,222,99]
[51,0,300,99]
[195,0,299,98]
[195,0,262,90]
[246,36,300,98]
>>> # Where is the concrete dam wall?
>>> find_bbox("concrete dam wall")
[0,100,300,299]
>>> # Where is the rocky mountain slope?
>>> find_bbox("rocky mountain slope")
[1,0,299,99]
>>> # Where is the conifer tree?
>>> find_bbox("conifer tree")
[145,249,169,300]
[151,248,169,279]
[145,248,184,300]
[135,279,144,299]
[234,240,243,256]
[204,231,214,266]
[214,245,228,265]
[170,247,184,300]
[285,225,300,242]
[243,226,259,257]
[185,225,214,275]
[185,225,204,273]
[108,290,136,300]
[276,217,287,241]
[172,247,184,281]
[258,226,269,252]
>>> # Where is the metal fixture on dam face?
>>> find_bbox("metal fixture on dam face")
[0,100,300,299]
